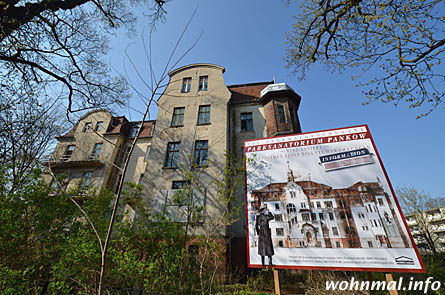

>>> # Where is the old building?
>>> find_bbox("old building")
[405,207,445,253]
[248,168,410,251]
[47,63,302,272]
[46,109,154,192]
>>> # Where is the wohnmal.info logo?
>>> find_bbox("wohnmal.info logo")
[326,277,441,293]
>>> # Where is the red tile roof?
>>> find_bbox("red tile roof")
[229,81,274,104]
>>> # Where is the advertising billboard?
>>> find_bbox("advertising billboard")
[244,125,425,272]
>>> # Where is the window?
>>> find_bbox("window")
[290,106,297,127]
[275,214,283,221]
[198,75,208,91]
[276,228,284,236]
[172,180,187,189]
[144,146,151,161]
[378,198,384,206]
[240,112,253,131]
[336,241,341,248]
[81,171,93,187]
[181,77,191,93]
[325,201,333,208]
[115,174,122,194]
[301,202,306,209]
[62,145,75,161]
[95,121,103,132]
[82,122,92,132]
[332,227,339,235]
[277,105,286,123]
[171,107,185,127]
[316,201,321,208]
[150,122,155,136]
[274,203,280,210]
[122,146,131,163]
[368,241,373,248]
[302,213,310,221]
[139,173,144,184]
[129,124,140,138]
[165,142,180,168]
[287,203,296,214]
[197,105,211,125]
[319,213,324,220]
[194,140,208,166]
[91,143,103,159]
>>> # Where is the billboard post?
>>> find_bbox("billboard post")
[244,125,425,273]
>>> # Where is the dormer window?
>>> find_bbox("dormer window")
[82,122,92,132]
[95,121,103,132]
[129,124,140,137]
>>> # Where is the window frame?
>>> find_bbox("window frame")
[95,121,104,132]
[165,142,181,168]
[172,180,187,189]
[198,75,208,91]
[62,145,75,161]
[82,122,92,132]
[81,171,93,187]
[91,143,103,159]
[144,145,151,161]
[181,77,192,93]
[277,105,286,123]
[240,112,253,132]
[129,123,141,138]
[194,140,208,167]
[197,105,211,125]
[171,107,185,127]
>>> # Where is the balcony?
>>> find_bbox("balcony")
[45,156,104,169]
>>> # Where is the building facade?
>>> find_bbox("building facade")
[248,168,410,251]
[405,207,445,253]
[46,110,154,192]
[47,63,302,272]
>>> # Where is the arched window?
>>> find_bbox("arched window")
[287,203,296,215]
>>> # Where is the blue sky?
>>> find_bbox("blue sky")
[109,0,444,198]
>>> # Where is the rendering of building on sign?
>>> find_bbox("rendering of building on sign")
[244,125,425,272]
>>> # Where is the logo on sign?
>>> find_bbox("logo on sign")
[395,256,415,265]
[319,148,374,171]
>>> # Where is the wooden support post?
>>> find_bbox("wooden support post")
[385,273,398,295]
[273,269,280,295]
[367,272,374,295]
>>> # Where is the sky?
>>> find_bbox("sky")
[108,0,445,198]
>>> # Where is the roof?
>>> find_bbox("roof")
[128,121,155,138]
[168,63,225,77]
[104,116,129,135]
[228,81,274,104]
[251,180,383,201]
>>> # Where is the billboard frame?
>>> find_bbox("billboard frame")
[243,124,426,273]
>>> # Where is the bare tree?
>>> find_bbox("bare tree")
[0,0,169,188]
[397,185,440,256]
[0,95,64,193]
[286,0,444,118]
[46,9,201,293]
[1,0,168,116]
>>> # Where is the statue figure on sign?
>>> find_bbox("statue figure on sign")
[255,204,275,266]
